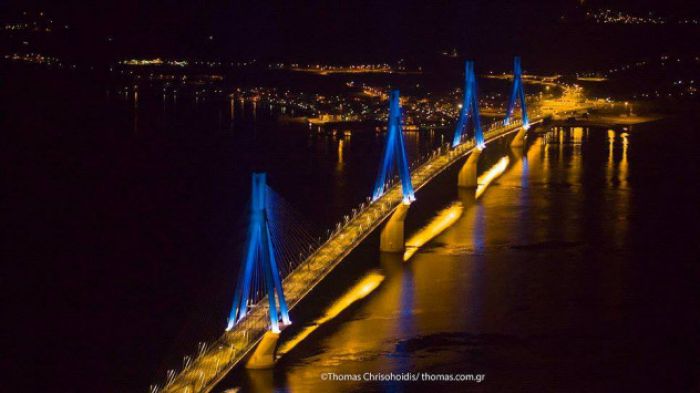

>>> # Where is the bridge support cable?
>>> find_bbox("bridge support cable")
[227,173,290,333]
[265,188,319,278]
[372,90,415,204]
[452,61,485,150]
[504,56,529,130]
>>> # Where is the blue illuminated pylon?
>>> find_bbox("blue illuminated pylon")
[372,90,415,204]
[504,56,529,129]
[227,173,290,333]
[452,61,485,149]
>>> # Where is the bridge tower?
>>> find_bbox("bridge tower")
[505,57,530,147]
[227,173,290,335]
[372,90,415,204]
[453,61,485,188]
[373,90,415,252]
[452,61,485,150]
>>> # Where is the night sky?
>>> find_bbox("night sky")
[2,0,699,66]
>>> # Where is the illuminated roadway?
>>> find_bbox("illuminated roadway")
[158,95,593,393]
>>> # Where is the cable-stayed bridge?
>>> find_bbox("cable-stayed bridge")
[153,58,594,393]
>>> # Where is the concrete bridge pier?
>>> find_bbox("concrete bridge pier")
[380,203,411,253]
[510,127,527,147]
[246,331,280,369]
[458,149,482,188]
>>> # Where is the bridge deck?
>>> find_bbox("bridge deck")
[158,102,593,393]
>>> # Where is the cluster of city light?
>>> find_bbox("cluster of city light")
[269,63,405,75]
[118,59,257,68]
[121,58,165,66]
[2,10,57,32]
[4,52,61,66]
[120,58,191,67]
[3,23,52,32]
[440,48,460,57]
[99,72,551,130]
[484,72,561,87]
[575,73,607,81]
[304,63,390,70]
[1,46,593,126]
[191,59,256,67]
[122,72,224,83]
[361,85,389,99]
[586,9,699,25]
[227,87,320,116]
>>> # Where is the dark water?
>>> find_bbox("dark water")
[3,66,699,392]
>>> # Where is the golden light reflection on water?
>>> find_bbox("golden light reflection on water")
[403,203,464,261]
[498,137,544,192]
[276,271,385,358]
[607,129,616,186]
[559,127,564,159]
[337,139,344,166]
[402,150,523,262]
[612,131,631,247]
[402,153,515,262]
[568,129,584,188]
[475,156,510,199]
[620,132,629,189]
[543,132,550,175]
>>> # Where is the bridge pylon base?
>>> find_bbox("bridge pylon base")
[510,127,527,147]
[245,331,280,369]
[458,149,482,188]
[380,203,411,253]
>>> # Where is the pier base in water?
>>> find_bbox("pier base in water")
[458,149,482,188]
[245,331,280,369]
[380,203,411,253]
[510,127,527,147]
